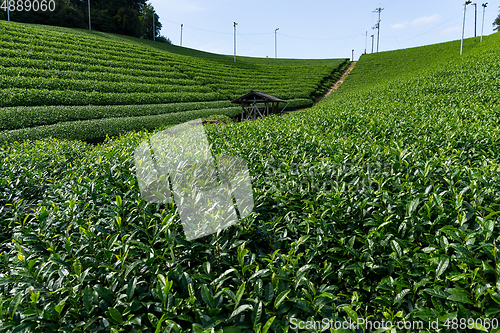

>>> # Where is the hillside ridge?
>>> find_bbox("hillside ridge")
[0,20,348,143]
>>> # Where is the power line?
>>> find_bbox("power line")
[182,30,237,55]
[183,30,214,47]
[163,19,272,36]
[161,1,477,59]
[163,19,232,35]
[237,33,273,45]
[388,9,463,41]
[277,32,367,42]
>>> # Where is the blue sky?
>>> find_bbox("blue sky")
[149,0,499,60]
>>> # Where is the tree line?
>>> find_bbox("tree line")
[0,0,169,42]
[495,6,500,31]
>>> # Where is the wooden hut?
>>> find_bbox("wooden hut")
[231,91,288,121]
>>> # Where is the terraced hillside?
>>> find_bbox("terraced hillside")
[1,21,500,331]
[0,21,348,143]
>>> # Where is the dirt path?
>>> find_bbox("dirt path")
[316,61,357,103]
[283,61,357,115]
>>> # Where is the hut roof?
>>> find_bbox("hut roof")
[231,90,286,104]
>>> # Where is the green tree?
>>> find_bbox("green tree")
[112,7,143,36]
[1,0,84,27]
[0,0,157,39]
[494,7,500,31]
[48,0,85,28]
[140,3,162,40]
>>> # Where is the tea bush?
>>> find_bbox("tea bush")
[1,23,500,333]
[0,99,312,132]
[0,21,347,142]
[0,107,242,144]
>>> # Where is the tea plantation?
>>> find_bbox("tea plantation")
[1,20,500,332]
[0,21,348,143]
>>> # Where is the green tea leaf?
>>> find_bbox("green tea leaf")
[55,301,66,316]
[230,304,252,319]
[201,284,215,308]
[490,292,500,305]
[274,290,290,309]
[264,282,274,302]
[148,313,159,327]
[155,314,167,333]
[436,258,449,278]
[107,307,123,325]
[95,285,114,304]
[83,318,98,331]
[115,195,122,207]
[73,259,82,276]
[164,278,173,298]
[262,316,276,333]
[8,292,22,318]
[235,282,246,308]
[83,286,93,313]
[391,240,402,258]
[127,277,137,300]
[343,305,358,321]
[252,301,262,327]
[394,288,410,303]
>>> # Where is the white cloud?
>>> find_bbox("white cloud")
[391,22,408,29]
[392,14,441,30]
[439,26,461,36]
[411,14,441,27]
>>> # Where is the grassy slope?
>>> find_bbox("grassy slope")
[1,31,500,331]
[339,36,485,91]
[33,23,340,67]
[0,21,348,143]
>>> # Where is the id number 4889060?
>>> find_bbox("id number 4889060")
[1,0,56,12]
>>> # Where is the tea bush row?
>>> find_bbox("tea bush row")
[0,75,213,95]
[0,21,348,111]
[0,100,232,131]
[0,88,224,108]
[0,66,196,86]
[1,34,499,331]
[0,107,241,144]
[0,99,311,132]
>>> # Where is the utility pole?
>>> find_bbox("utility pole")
[481,3,488,42]
[372,23,379,52]
[275,28,279,59]
[6,0,9,21]
[233,22,238,63]
[461,1,472,55]
[153,10,155,41]
[473,3,477,37]
[371,35,374,53]
[352,49,354,61]
[180,24,183,46]
[88,0,91,30]
[364,31,368,54]
[373,7,384,52]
